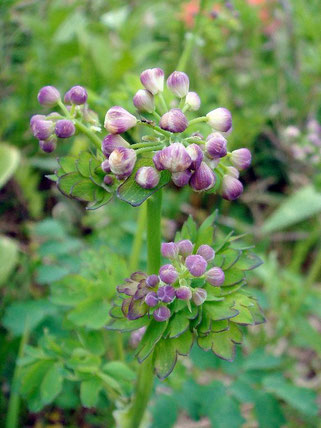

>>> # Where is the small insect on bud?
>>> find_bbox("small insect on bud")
[206,108,232,133]
[167,71,189,98]
[177,240,194,257]
[225,166,239,179]
[133,89,155,113]
[161,242,178,259]
[55,119,75,138]
[145,291,159,307]
[221,175,243,200]
[230,148,252,170]
[206,132,227,159]
[104,106,137,134]
[197,245,215,261]
[157,285,176,303]
[39,136,57,153]
[101,159,111,173]
[171,170,193,187]
[103,175,114,186]
[190,162,216,192]
[68,85,88,105]
[140,68,164,95]
[185,255,208,277]
[31,118,55,140]
[176,286,192,300]
[153,306,171,322]
[146,274,159,288]
[206,267,225,286]
[159,264,178,284]
[37,86,60,106]
[185,91,201,111]
[186,144,204,170]
[102,134,129,157]
[159,109,188,133]
[156,143,192,173]
[135,166,160,189]
[109,147,137,177]
[192,288,207,306]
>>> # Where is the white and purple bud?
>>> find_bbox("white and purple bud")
[206,132,227,159]
[221,175,243,200]
[68,85,88,105]
[206,267,225,286]
[30,114,46,128]
[64,90,72,104]
[225,166,239,179]
[197,245,215,261]
[145,291,159,307]
[135,166,160,189]
[167,71,189,98]
[37,86,60,106]
[157,285,176,303]
[32,118,55,140]
[185,254,208,277]
[102,134,129,157]
[133,89,155,113]
[185,92,201,111]
[155,143,192,172]
[109,147,136,177]
[103,175,114,186]
[177,240,194,257]
[186,144,204,169]
[146,274,159,288]
[153,306,171,322]
[161,242,178,259]
[230,148,252,170]
[39,136,57,153]
[55,119,75,138]
[192,288,207,306]
[104,106,137,134]
[159,109,188,133]
[101,159,111,173]
[171,170,193,187]
[190,162,216,192]
[206,108,232,133]
[176,286,192,300]
[140,68,164,95]
[159,264,178,284]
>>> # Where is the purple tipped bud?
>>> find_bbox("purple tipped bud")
[140,68,164,95]
[176,286,192,300]
[177,240,194,257]
[146,275,159,288]
[206,108,232,133]
[102,134,129,157]
[39,136,57,153]
[186,144,204,170]
[230,148,251,170]
[109,147,136,177]
[68,85,88,105]
[159,109,188,133]
[206,133,227,159]
[104,106,137,134]
[101,159,111,173]
[103,175,114,186]
[31,119,55,140]
[192,288,207,306]
[185,91,201,111]
[221,175,243,200]
[133,89,154,113]
[135,166,160,189]
[190,162,216,192]
[145,291,159,307]
[37,86,60,106]
[156,143,192,172]
[157,285,176,303]
[64,90,71,104]
[161,242,178,259]
[225,166,239,179]
[197,245,215,261]
[153,306,171,322]
[185,255,207,277]
[159,264,178,284]
[171,170,193,187]
[206,267,225,286]
[55,119,75,138]
[153,151,165,171]
[167,71,189,98]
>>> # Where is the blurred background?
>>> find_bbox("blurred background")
[1,0,321,426]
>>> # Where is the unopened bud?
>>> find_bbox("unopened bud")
[109,147,136,177]
[176,286,192,300]
[159,109,188,133]
[192,288,207,306]
[55,119,75,138]
[37,86,60,106]
[68,86,88,105]
[206,108,232,133]
[155,143,192,172]
[133,89,155,113]
[221,175,243,200]
[171,170,193,187]
[190,162,216,192]
[186,144,203,170]
[157,285,176,303]
[177,240,194,257]
[206,132,227,159]
[167,71,189,98]
[161,242,178,259]
[197,245,215,261]
[102,134,129,157]
[206,267,225,286]
[230,148,251,170]
[39,136,57,153]
[135,166,160,189]
[104,106,137,134]
[185,92,201,111]
[153,306,171,322]
[140,68,164,95]
[145,291,159,307]
[159,264,178,284]
[185,255,207,277]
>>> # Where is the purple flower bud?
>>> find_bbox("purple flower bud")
[156,143,192,172]
[197,245,215,261]
[221,175,243,200]
[206,108,232,133]
[159,264,178,284]
[192,288,207,306]
[55,119,75,138]
[47,111,62,120]
[64,90,71,104]
[185,255,207,277]
[135,166,160,189]
[104,106,137,134]
[225,166,239,179]
[153,306,171,322]
[140,68,164,95]
[39,136,57,153]
[157,285,176,303]
[32,119,55,140]
[230,148,251,170]
[206,132,227,159]
[159,109,188,133]
[186,144,203,170]
[103,175,114,186]
[176,286,192,300]
[167,71,189,98]
[30,114,46,128]
[177,240,194,257]
[133,89,154,113]
[109,147,136,177]
[153,151,165,171]
[146,274,159,288]
[161,242,178,259]
[190,162,216,192]
[185,92,201,111]
[68,85,88,105]
[101,159,111,173]
[145,291,159,307]
[37,86,60,106]
[206,267,225,286]
[102,134,129,157]
[171,170,193,187]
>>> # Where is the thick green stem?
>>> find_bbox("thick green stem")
[74,120,102,149]
[137,120,170,138]
[188,116,208,127]
[129,203,147,271]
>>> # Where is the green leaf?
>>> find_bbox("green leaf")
[136,319,168,363]
[40,362,63,405]
[78,330,105,356]
[207,394,245,428]
[80,377,103,408]
[220,248,242,270]
[50,274,89,306]
[67,297,110,329]
[76,151,93,177]
[222,267,245,287]
[70,179,97,201]
[203,300,239,321]
[254,392,286,428]
[58,156,77,173]
[151,394,178,428]
[0,236,19,287]
[198,323,242,361]
[107,316,148,332]
[0,143,20,188]
[103,361,136,382]
[57,171,83,197]
[237,251,263,271]
[168,307,194,338]
[244,349,283,371]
